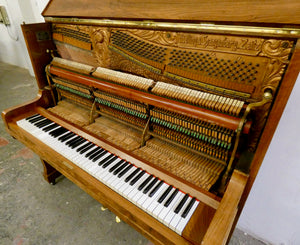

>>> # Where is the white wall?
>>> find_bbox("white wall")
[0,0,48,75]
[1,1,300,244]
[238,74,300,245]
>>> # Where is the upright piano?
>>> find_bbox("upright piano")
[2,1,300,244]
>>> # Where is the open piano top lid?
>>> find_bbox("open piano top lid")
[42,0,300,26]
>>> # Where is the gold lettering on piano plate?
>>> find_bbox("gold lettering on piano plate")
[175,34,264,55]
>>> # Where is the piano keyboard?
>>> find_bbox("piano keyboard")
[17,114,200,235]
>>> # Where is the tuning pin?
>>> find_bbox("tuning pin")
[101,206,107,211]
[115,216,121,223]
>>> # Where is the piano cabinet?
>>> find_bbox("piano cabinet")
[2,1,300,244]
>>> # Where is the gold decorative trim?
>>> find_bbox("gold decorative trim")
[44,17,300,38]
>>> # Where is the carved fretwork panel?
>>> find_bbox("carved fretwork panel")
[107,29,294,101]
[51,24,294,103]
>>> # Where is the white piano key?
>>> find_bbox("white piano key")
[152,187,175,218]
[175,199,199,235]
[126,173,150,200]
[158,191,183,224]
[162,192,185,226]
[111,166,137,191]
[169,196,192,231]
[144,183,169,213]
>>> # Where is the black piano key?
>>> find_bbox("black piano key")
[79,143,95,154]
[71,138,86,149]
[43,123,59,132]
[181,197,196,218]
[164,188,179,207]
[109,159,125,173]
[98,154,115,166]
[50,127,67,137]
[117,163,133,178]
[60,132,76,142]
[76,142,93,152]
[28,115,44,123]
[129,170,145,186]
[63,134,77,143]
[174,193,189,214]
[58,132,73,141]
[35,119,51,128]
[68,136,83,147]
[88,148,105,160]
[158,185,173,203]
[149,180,164,197]
[92,150,108,162]
[85,146,101,158]
[66,135,81,146]
[103,155,119,168]
[26,114,39,121]
[34,118,50,126]
[114,161,129,173]
[113,161,128,175]
[125,168,140,182]
[143,177,159,194]
[138,175,154,191]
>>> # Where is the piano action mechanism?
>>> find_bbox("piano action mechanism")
[2,1,300,244]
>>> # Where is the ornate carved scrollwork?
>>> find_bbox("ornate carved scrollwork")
[90,27,111,68]
[259,39,294,94]
[247,40,294,151]
[127,29,177,46]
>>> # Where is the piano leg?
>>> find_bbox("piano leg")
[41,159,62,185]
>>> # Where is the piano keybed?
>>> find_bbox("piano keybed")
[133,138,226,190]
[17,114,202,235]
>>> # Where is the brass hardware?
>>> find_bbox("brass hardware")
[115,216,121,223]
[89,100,97,124]
[46,49,55,58]
[44,17,300,38]
[221,90,274,187]
[101,206,107,211]
[141,116,151,147]
[45,64,57,106]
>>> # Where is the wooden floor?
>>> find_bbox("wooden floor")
[0,62,266,245]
